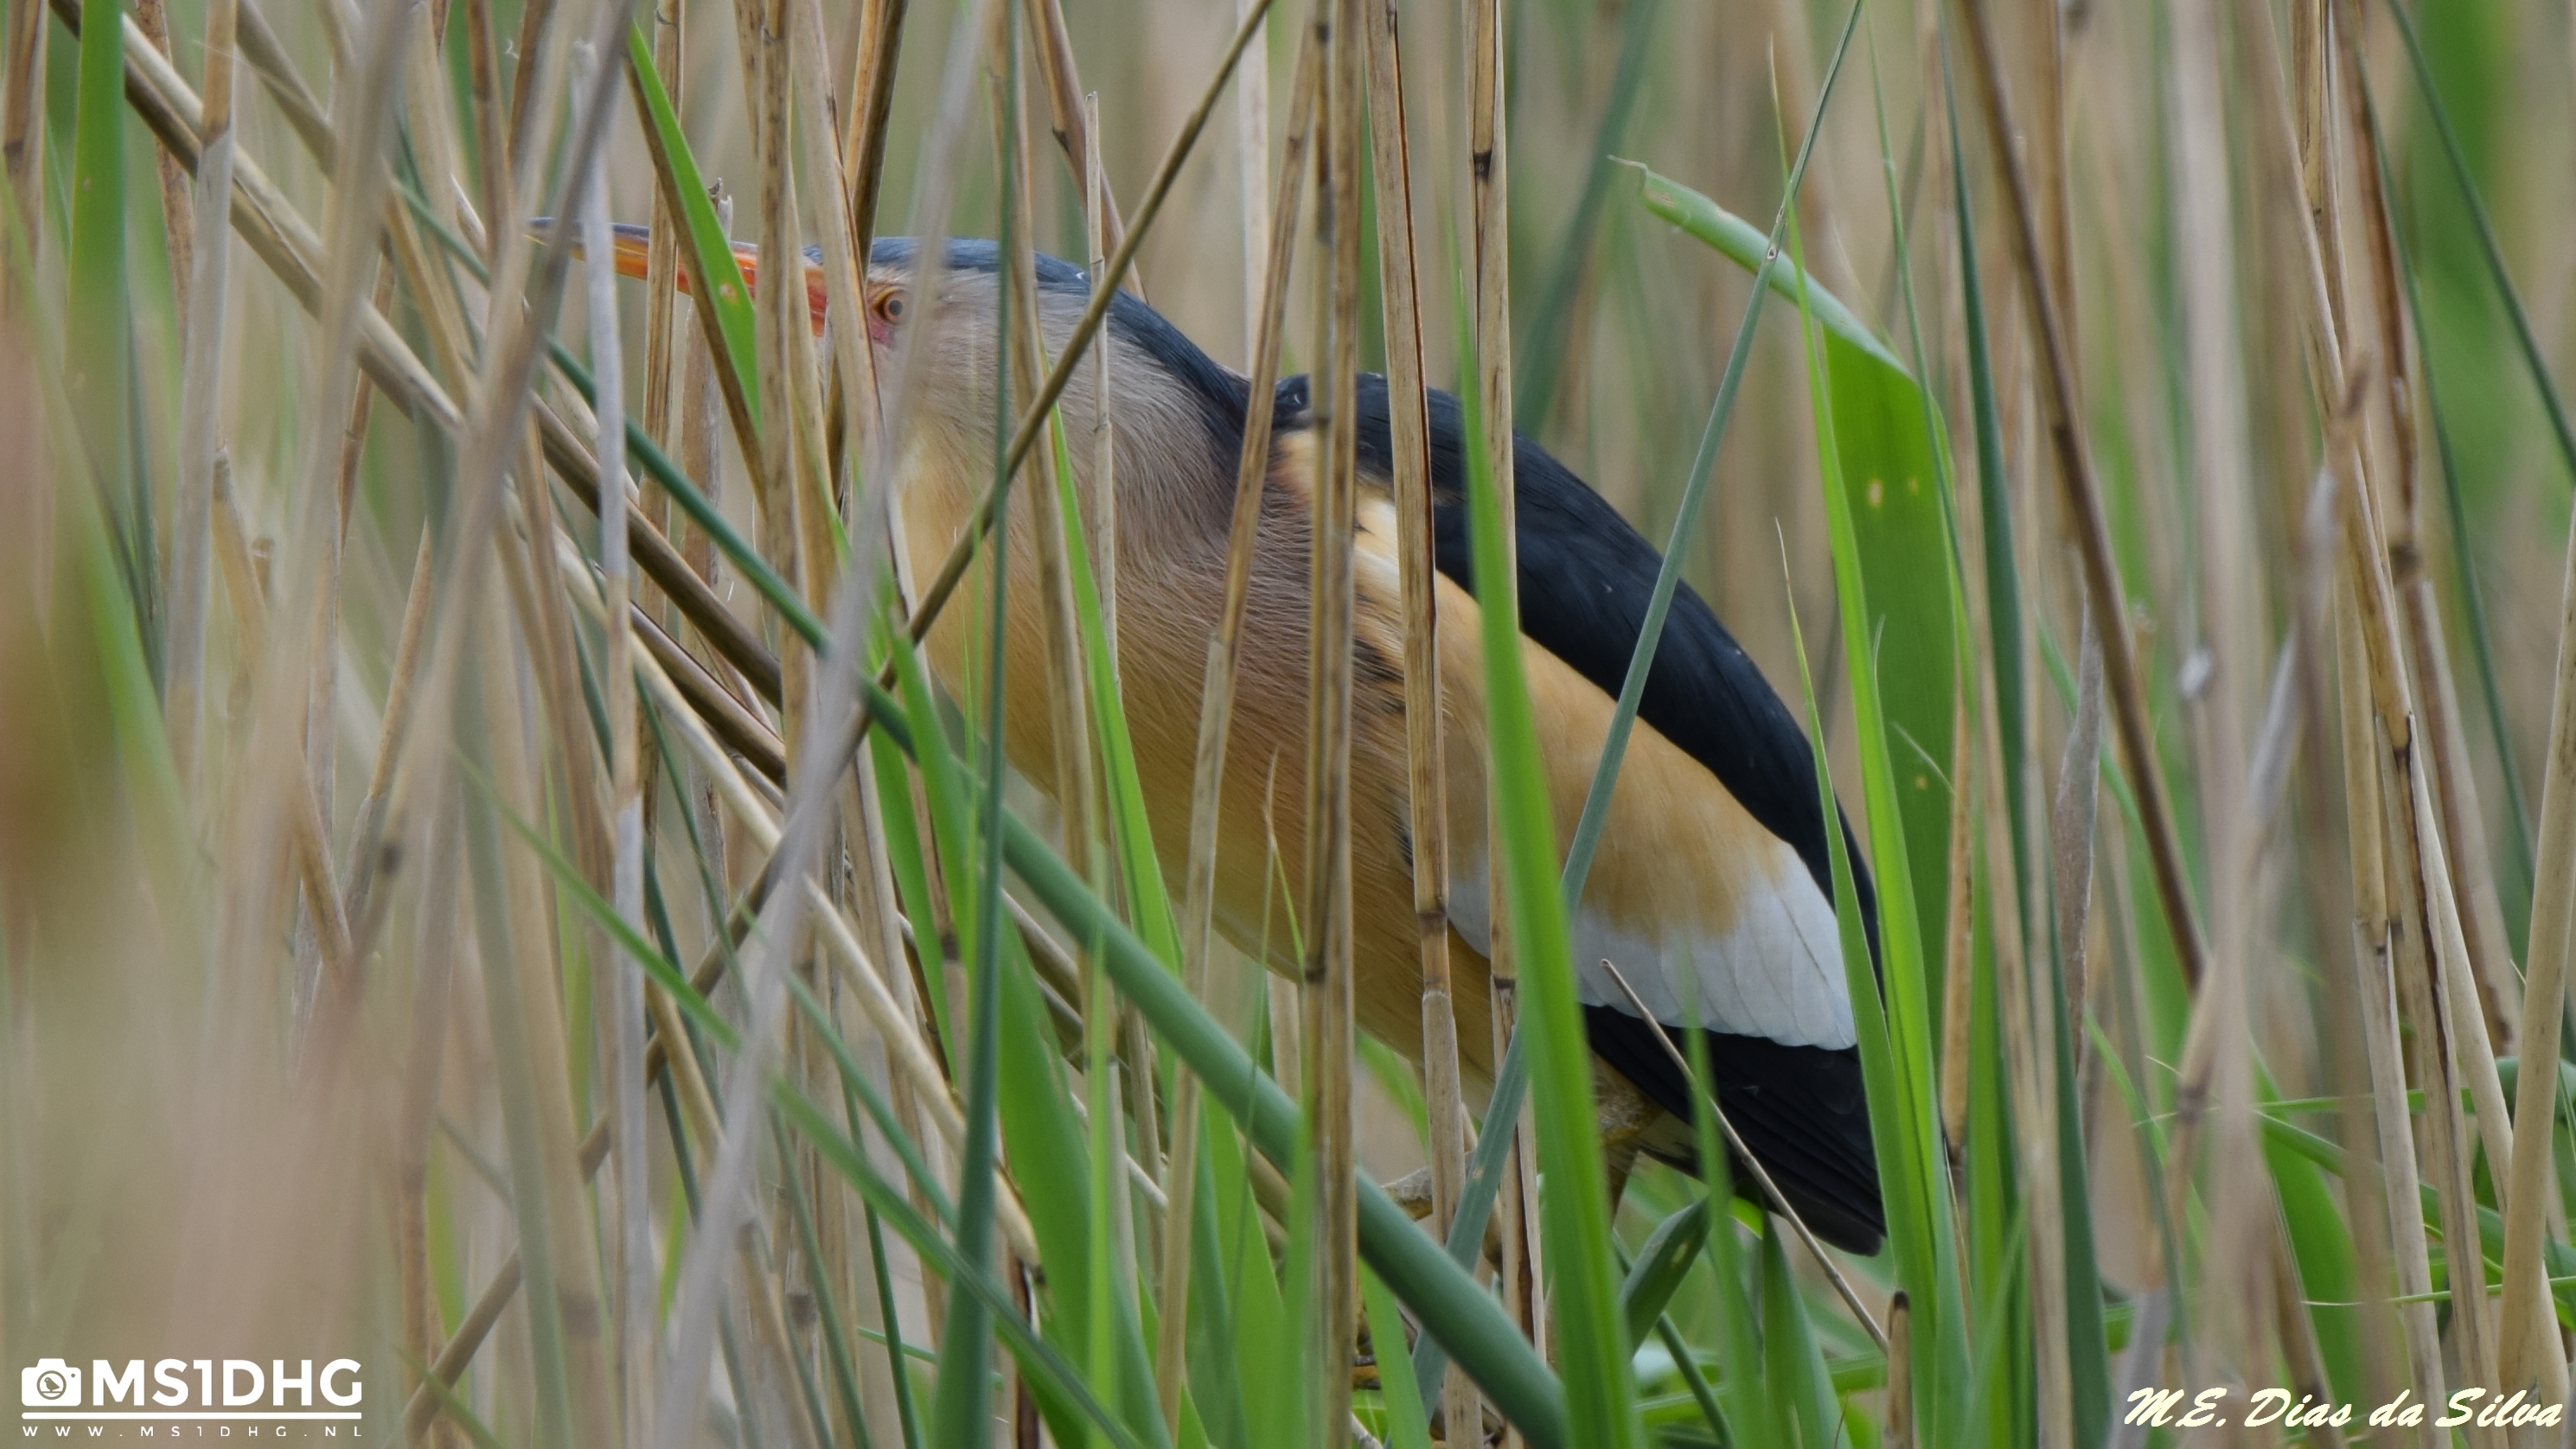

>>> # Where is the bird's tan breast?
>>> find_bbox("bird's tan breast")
[892,420,1831,1093]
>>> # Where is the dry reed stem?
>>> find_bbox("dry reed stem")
[502,422,613,899]
[2256,6,2519,1414]
[393,801,462,1434]
[1357,0,1473,1433]
[2265,1227,2344,1449]
[1463,0,1540,1371]
[745,0,835,776]
[344,528,435,938]
[2331,583,2446,1446]
[406,863,785,1440]
[463,0,508,239]
[128,0,193,321]
[1023,0,1129,281]
[471,587,619,1449]
[1156,22,1317,1424]
[793,0,889,460]
[2335,14,2521,1053]
[233,0,332,166]
[502,0,562,181]
[1956,0,2210,1014]
[1305,0,1364,1436]
[249,0,412,1063]
[2498,456,2576,1409]
[163,0,238,788]
[1884,1293,1913,1449]
[2380,733,2499,1446]
[1936,686,1976,1155]
[841,0,907,259]
[2159,1,2285,1401]
[575,46,654,1438]
[2408,582,2523,1048]
[1232,0,1268,360]
[360,0,642,946]
[993,16,1100,905]
[1083,90,1118,671]
[2415,742,2514,1191]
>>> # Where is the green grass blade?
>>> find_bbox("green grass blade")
[1636,163,1956,961]
[67,0,135,649]
[1360,1269,1435,1449]
[1620,1199,1711,1350]
[1458,336,1642,1449]
[928,225,1020,1449]
[1941,44,2028,890]
[623,23,760,435]
[1780,491,1965,1448]
[1772,62,1971,1447]
[1686,1019,1766,1447]
[1047,413,1179,959]
[1759,1216,1849,1449]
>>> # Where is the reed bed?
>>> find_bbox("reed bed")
[5,0,2576,1446]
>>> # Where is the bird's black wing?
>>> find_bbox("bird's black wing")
[1282,371,1885,1254]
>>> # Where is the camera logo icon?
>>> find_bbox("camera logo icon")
[22,1359,80,1408]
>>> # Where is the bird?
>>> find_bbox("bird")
[606,227,1887,1256]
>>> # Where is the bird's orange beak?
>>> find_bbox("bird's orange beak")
[595,221,831,336]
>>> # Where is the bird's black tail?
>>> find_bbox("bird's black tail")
[1582,1006,1885,1256]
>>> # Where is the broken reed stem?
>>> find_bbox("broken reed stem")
[1304,0,1365,1442]
[1156,28,1318,1431]
[1955,0,2210,1000]
[1358,0,1474,1435]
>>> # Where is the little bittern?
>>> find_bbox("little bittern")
[611,229,1885,1255]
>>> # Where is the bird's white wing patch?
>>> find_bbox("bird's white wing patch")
[1448,837,1855,1050]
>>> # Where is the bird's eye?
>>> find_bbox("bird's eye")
[878,290,906,322]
